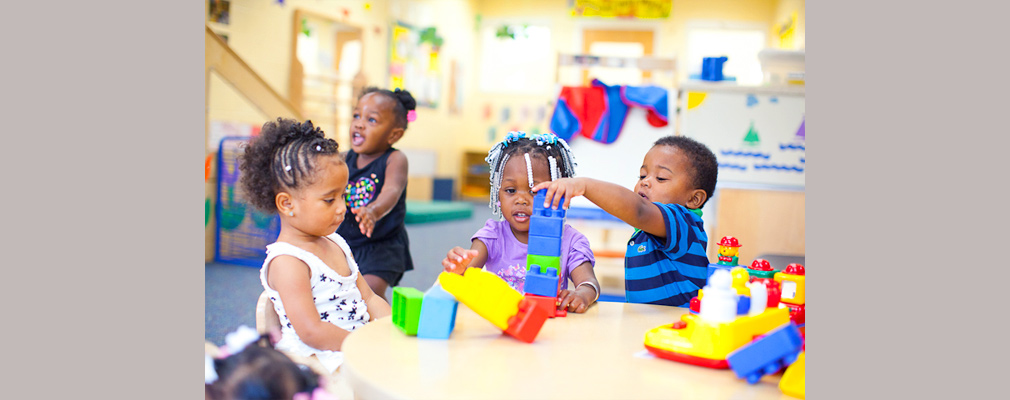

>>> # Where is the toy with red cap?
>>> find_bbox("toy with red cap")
[775,263,806,335]
[716,236,743,266]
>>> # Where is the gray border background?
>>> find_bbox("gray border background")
[4,1,204,398]
[3,0,1008,398]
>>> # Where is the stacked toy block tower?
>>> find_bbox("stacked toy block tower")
[524,189,567,318]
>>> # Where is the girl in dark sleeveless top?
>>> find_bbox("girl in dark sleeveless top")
[336,87,417,301]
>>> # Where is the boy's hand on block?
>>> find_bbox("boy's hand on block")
[442,247,477,274]
[557,289,591,313]
[531,178,586,211]
[351,206,378,238]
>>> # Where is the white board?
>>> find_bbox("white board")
[680,89,805,188]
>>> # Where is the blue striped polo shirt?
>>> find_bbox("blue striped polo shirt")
[624,203,709,306]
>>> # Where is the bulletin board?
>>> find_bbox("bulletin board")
[680,89,805,188]
[388,21,442,108]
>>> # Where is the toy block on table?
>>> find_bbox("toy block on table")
[526,254,560,273]
[437,269,523,330]
[416,285,459,339]
[503,297,550,343]
[528,235,562,257]
[523,293,559,318]
[525,267,560,298]
[391,287,424,336]
[727,323,804,384]
[779,351,805,399]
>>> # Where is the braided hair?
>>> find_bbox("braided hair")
[239,118,341,213]
[485,131,577,218]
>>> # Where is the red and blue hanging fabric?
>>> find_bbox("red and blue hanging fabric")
[622,84,669,128]
[550,79,669,145]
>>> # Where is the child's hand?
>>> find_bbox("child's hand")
[557,289,592,313]
[350,206,378,238]
[442,247,477,274]
[531,177,586,211]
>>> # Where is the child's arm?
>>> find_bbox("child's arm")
[441,239,489,274]
[532,177,668,239]
[557,262,600,313]
[356,273,391,321]
[350,150,409,237]
[267,256,353,351]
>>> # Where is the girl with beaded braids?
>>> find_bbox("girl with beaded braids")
[336,87,417,302]
[239,118,391,374]
[441,132,601,313]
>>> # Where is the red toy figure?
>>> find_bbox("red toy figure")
[747,258,777,280]
[716,236,742,266]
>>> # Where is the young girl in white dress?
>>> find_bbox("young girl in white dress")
[239,118,391,373]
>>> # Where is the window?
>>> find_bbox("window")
[478,24,552,94]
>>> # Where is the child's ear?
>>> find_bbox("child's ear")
[387,126,405,144]
[276,192,294,216]
[686,189,707,210]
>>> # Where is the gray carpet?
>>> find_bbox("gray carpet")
[205,202,494,345]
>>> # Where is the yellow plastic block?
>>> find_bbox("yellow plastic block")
[437,269,523,330]
[775,272,806,305]
[730,267,751,296]
[780,351,805,398]
[644,307,791,363]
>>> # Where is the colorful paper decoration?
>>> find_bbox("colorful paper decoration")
[743,121,760,146]
[571,0,672,19]
[795,118,805,140]
[687,92,707,110]
[746,94,758,107]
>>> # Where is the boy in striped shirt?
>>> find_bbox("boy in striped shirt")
[532,136,718,306]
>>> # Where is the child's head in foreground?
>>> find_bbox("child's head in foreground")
[240,118,347,237]
[637,135,718,209]
[350,87,417,156]
[207,344,321,400]
[486,131,577,232]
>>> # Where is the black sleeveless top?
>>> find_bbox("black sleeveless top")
[336,148,407,246]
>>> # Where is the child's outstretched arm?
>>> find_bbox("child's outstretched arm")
[350,150,409,237]
[557,261,600,313]
[531,178,668,239]
[441,239,489,275]
[267,256,356,351]
[356,273,391,321]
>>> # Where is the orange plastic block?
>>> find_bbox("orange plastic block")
[643,306,791,368]
[503,298,550,343]
[522,294,558,318]
[779,351,805,398]
[437,269,523,330]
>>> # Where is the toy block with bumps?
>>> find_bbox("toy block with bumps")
[503,297,550,343]
[525,266,560,298]
[437,269,523,331]
[526,254,560,273]
[726,323,804,384]
[527,189,565,258]
[391,287,425,336]
[416,284,460,339]
[523,293,560,319]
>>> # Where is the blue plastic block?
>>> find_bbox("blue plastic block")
[736,295,751,315]
[528,234,562,257]
[533,189,566,219]
[529,214,564,238]
[727,323,804,384]
[707,263,733,282]
[525,267,560,298]
[416,285,459,339]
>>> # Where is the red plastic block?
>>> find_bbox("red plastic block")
[783,303,805,325]
[503,298,550,343]
[523,293,558,318]
[555,308,567,318]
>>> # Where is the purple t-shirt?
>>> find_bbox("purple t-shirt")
[471,219,595,293]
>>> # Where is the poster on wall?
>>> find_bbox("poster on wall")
[570,0,672,19]
[389,22,442,108]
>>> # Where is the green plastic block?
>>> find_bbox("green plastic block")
[526,254,560,274]
[392,287,424,335]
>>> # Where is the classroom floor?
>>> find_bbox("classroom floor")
[205,201,495,345]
